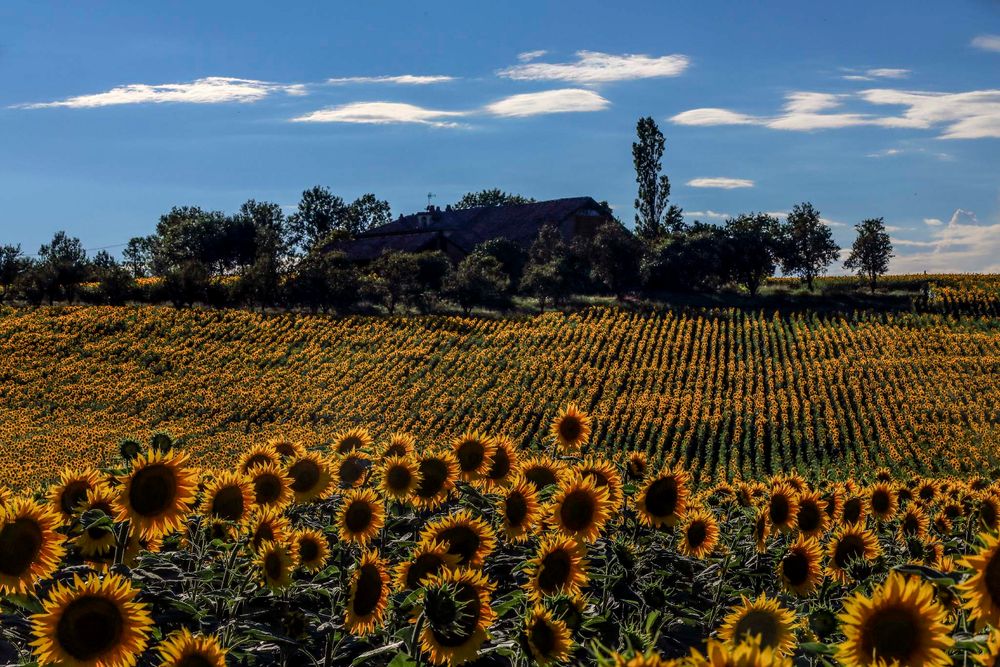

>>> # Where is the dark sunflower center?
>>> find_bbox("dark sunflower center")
[834,534,865,569]
[525,467,558,490]
[860,607,920,664]
[984,547,1000,607]
[176,655,215,667]
[253,474,282,504]
[645,478,678,517]
[455,441,487,473]
[902,513,921,535]
[289,460,321,493]
[338,437,362,455]
[406,553,445,589]
[627,458,646,479]
[429,584,480,648]
[560,490,596,532]
[244,454,272,471]
[56,596,125,661]
[352,564,383,617]
[299,539,319,563]
[782,552,809,586]
[128,464,178,517]
[558,416,583,443]
[872,491,891,514]
[919,486,935,502]
[253,524,275,548]
[686,521,707,549]
[583,470,609,488]
[823,495,839,518]
[733,610,781,650]
[60,481,91,516]
[945,504,961,519]
[798,501,821,532]
[385,444,407,458]
[983,503,998,528]
[339,459,366,487]
[538,549,572,593]
[487,446,511,480]
[437,526,479,565]
[769,494,790,526]
[0,518,44,577]
[416,459,448,498]
[530,617,557,656]
[842,498,862,524]
[386,465,413,492]
[274,443,297,458]
[344,501,373,533]
[264,550,284,582]
[210,485,245,521]
[505,492,529,526]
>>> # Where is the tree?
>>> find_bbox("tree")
[844,218,893,292]
[91,250,134,305]
[520,225,572,310]
[473,238,528,295]
[443,253,511,314]
[288,186,350,253]
[641,223,729,293]
[371,252,422,314]
[633,117,683,242]
[151,206,228,274]
[162,260,210,308]
[38,231,88,303]
[413,251,451,313]
[123,237,154,277]
[723,213,782,296]
[227,199,290,274]
[288,249,359,314]
[587,222,642,298]
[346,194,392,235]
[0,244,28,303]
[778,202,841,291]
[454,189,534,210]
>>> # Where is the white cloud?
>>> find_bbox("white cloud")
[484,89,610,117]
[685,210,730,220]
[842,68,910,82]
[891,208,1000,272]
[670,87,1000,139]
[821,217,847,228]
[867,148,903,157]
[15,77,303,109]
[686,177,754,189]
[326,75,455,85]
[498,50,689,83]
[291,102,467,127]
[972,35,1000,53]
[517,50,548,62]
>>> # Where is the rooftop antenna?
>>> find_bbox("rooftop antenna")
[426,192,436,208]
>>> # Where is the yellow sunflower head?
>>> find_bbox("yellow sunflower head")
[452,431,497,481]
[47,467,103,521]
[777,534,824,596]
[767,483,799,534]
[960,532,1000,629]
[395,539,460,591]
[268,437,306,461]
[157,628,227,667]
[688,637,792,667]
[199,470,254,522]
[518,455,570,492]
[525,606,572,665]
[979,493,1000,532]
[337,487,385,546]
[333,427,373,456]
[380,455,421,502]
[419,568,495,666]
[795,490,830,538]
[549,473,612,543]
[383,432,418,458]
[899,505,930,540]
[826,523,881,585]
[753,509,770,554]
[336,452,372,490]
[287,451,334,503]
[72,484,120,562]
[0,497,66,595]
[635,466,691,528]
[238,443,280,475]
[30,573,152,667]
[550,403,592,452]
[245,505,291,551]
[575,457,624,509]
[625,452,648,481]
[248,461,295,510]
[258,539,298,590]
[118,448,198,540]
[525,534,589,601]
[917,479,939,505]
[413,450,460,510]
[345,549,390,636]
[478,435,519,491]
[293,528,330,572]
[420,509,497,569]
[718,593,798,656]
[837,571,953,667]
[498,474,542,542]
[677,508,720,560]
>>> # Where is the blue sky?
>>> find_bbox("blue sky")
[1,1,998,272]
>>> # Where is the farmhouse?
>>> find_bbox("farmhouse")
[335,196,615,263]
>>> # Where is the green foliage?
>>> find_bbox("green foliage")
[453,189,534,210]
[443,253,511,315]
[844,218,894,292]
[778,203,841,291]
[633,117,683,242]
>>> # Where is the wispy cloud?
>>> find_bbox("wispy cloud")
[971,35,1000,53]
[485,89,609,117]
[686,177,754,189]
[867,148,904,158]
[670,88,1000,139]
[14,77,305,109]
[892,209,1000,272]
[498,50,689,83]
[517,50,548,63]
[685,210,730,220]
[291,102,467,127]
[326,75,456,85]
[842,67,910,82]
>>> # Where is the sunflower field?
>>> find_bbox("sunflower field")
[4,412,1000,666]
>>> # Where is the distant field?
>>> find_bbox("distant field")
[1,302,997,491]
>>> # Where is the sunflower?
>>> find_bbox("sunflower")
[245,506,291,551]
[900,505,931,540]
[47,467,103,521]
[795,490,830,538]
[258,540,298,590]
[826,523,881,584]
[332,427,373,456]
[635,466,691,528]
[238,444,280,474]
[451,431,496,481]
[687,638,792,667]
[777,534,823,596]
[897,485,914,506]
[767,483,799,535]
[345,549,390,636]
[293,528,330,572]
[413,450,460,510]
[0,497,66,595]
[72,484,120,561]
[118,448,198,539]
[268,437,306,460]
[31,573,152,667]
[837,571,953,667]
[246,461,294,510]
[395,540,459,590]
[978,629,1000,667]
[380,455,421,502]
[625,452,648,481]
[418,568,495,666]
[336,452,372,489]
[677,508,720,559]
[337,487,385,546]
[204,518,234,543]
[525,534,589,601]
[478,435,519,490]
[822,486,845,523]
[420,509,497,569]
[932,512,953,535]
[718,593,798,656]
[916,479,939,505]
[550,403,592,452]
[199,470,254,522]
[959,532,1000,628]
[906,537,943,568]
[575,457,624,509]
[863,482,898,523]
[157,628,227,667]
[498,474,542,542]
[874,467,893,482]
[753,509,770,553]
[611,649,675,666]
[525,606,572,665]
[980,493,1000,532]
[383,432,418,458]
[286,451,334,503]
[518,455,569,492]
[549,474,612,543]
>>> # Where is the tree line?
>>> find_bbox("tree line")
[0,117,894,314]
